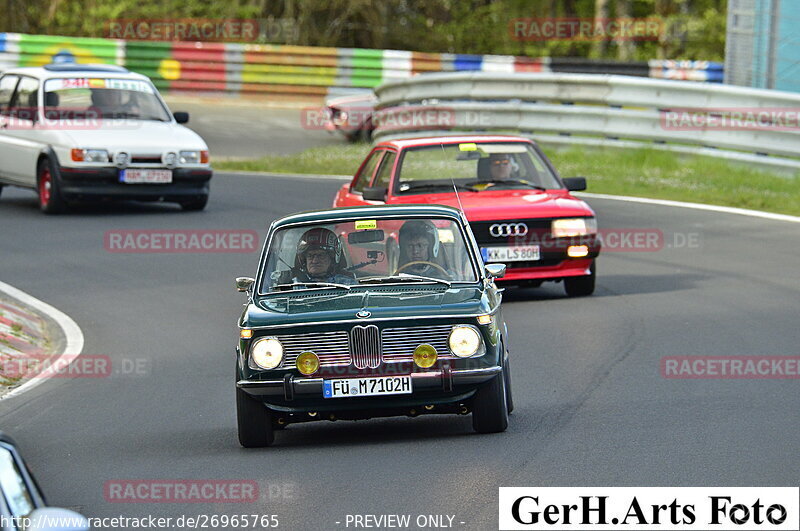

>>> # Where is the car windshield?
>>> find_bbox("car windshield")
[42,77,171,121]
[259,216,478,293]
[395,142,562,194]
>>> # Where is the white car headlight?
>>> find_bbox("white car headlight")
[179,150,200,164]
[71,149,109,163]
[449,325,481,358]
[250,337,283,369]
[551,218,597,238]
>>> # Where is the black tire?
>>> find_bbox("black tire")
[504,358,514,414]
[564,260,596,297]
[236,386,274,448]
[471,372,509,434]
[179,195,208,211]
[37,158,67,214]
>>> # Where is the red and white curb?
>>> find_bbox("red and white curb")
[0,281,84,401]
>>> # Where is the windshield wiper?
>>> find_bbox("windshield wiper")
[272,282,352,292]
[490,179,546,190]
[359,275,451,287]
[401,182,477,193]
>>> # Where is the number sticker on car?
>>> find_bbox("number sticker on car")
[323,376,412,398]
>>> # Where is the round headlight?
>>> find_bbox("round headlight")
[296,351,319,375]
[413,344,438,368]
[448,326,481,358]
[250,337,283,369]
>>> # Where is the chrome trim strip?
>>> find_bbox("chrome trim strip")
[236,365,501,389]
[247,312,495,331]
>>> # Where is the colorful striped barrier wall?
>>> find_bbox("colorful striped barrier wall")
[0,32,723,101]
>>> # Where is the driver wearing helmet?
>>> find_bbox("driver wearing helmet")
[395,220,451,280]
[291,227,356,284]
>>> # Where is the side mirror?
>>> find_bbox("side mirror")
[173,111,190,124]
[235,277,255,293]
[562,177,587,192]
[362,186,387,202]
[485,263,506,279]
[26,507,90,530]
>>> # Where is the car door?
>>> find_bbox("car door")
[333,148,385,207]
[1,76,44,186]
[0,74,21,182]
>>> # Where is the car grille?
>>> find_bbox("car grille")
[381,324,455,361]
[277,331,351,369]
[263,324,457,370]
[350,325,382,369]
[469,219,552,244]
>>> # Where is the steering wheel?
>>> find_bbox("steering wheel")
[395,261,449,277]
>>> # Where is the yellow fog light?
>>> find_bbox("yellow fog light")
[567,245,589,258]
[296,351,320,375]
[240,329,253,339]
[413,344,438,368]
[477,314,493,325]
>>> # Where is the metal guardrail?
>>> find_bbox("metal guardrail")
[373,72,800,173]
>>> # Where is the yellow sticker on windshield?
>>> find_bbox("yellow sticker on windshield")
[355,220,377,230]
[459,143,477,151]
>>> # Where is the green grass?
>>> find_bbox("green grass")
[216,144,800,216]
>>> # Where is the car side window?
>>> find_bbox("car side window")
[372,151,397,189]
[0,447,35,519]
[9,77,40,121]
[0,75,20,116]
[351,149,383,194]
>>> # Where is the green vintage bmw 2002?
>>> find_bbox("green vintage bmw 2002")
[235,204,512,447]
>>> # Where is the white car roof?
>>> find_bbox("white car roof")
[1,64,150,82]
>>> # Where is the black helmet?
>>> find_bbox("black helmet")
[398,220,440,258]
[295,227,342,274]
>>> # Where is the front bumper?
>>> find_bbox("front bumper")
[238,366,501,416]
[58,166,212,201]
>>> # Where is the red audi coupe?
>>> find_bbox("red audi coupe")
[332,135,601,296]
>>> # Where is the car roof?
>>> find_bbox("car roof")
[375,135,533,150]
[1,64,148,82]
[274,204,464,227]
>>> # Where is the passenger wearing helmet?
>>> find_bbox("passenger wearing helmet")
[395,220,451,280]
[292,227,356,284]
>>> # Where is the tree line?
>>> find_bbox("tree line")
[1,0,727,60]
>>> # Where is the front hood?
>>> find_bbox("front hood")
[245,286,489,328]
[58,122,207,152]
[391,189,595,220]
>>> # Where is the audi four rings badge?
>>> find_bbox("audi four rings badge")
[489,223,528,237]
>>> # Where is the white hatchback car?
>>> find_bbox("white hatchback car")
[0,63,212,213]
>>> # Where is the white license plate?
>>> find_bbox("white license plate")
[120,169,172,184]
[481,245,540,262]
[323,376,412,399]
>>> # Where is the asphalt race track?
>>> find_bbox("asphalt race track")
[1,166,799,528]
